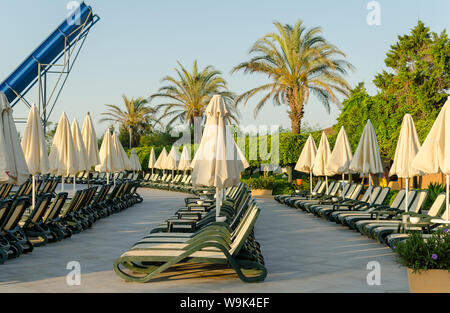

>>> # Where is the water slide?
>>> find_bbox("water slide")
[0,2,100,106]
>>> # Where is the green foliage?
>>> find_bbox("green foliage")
[139,128,180,147]
[242,176,275,190]
[395,229,450,272]
[334,21,450,159]
[127,145,170,171]
[241,175,295,195]
[233,20,354,133]
[151,60,238,127]
[386,190,400,206]
[101,95,159,148]
[44,121,58,148]
[272,177,295,195]
[423,183,446,211]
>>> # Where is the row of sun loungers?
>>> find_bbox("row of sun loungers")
[0,175,142,264]
[63,171,140,185]
[139,172,208,193]
[275,180,449,248]
[113,183,267,283]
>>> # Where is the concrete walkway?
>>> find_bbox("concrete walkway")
[0,189,409,292]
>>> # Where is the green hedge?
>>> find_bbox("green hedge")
[128,130,336,172]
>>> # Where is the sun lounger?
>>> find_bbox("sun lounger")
[113,204,266,283]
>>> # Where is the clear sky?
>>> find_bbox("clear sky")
[0,0,448,137]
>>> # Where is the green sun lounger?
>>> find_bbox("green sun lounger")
[113,205,266,283]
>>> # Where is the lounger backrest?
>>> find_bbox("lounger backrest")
[325,182,336,195]
[49,179,59,193]
[408,190,428,213]
[0,184,7,198]
[95,185,111,204]
[39,180,52,194]
[0,199,12,228]
[27,193,53,224]
[347,184,362,200]
[439,204,449,219]
[230,207,260,257]
[390,189,407,209]
[0,184,13,199]
[340,183,352,198]
[329,182,341,196]
[359,186,373,202]
[428,193,446,217]
[3,197,30,230]
[367,186,382,203]
[76,189,93,211]
[373,187,389,205]
[173,174,181,183]
[231,200,256,236]
[61,190,83,217]
[13,181,30,199]
[397,190,416,211]
[316,181,327,194]
[43,192,68,223]
[80,187,98,210]
[312,180,323,193]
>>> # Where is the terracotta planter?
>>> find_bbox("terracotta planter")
[407,268,450,293]
[251,189,273,196]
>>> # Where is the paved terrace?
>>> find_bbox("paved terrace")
[0,188,409,293]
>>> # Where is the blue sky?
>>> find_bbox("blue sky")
[0,0,448,136]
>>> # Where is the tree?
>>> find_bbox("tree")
[151,60,239,127]
[232,20,354,134]
[100,95,158,148]
[334,21,450,159]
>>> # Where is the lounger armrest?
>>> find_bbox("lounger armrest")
[371,209,400,219]
[320,196,342,205]
[166,219,197,232]
[178,212,203,220]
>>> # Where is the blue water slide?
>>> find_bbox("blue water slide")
[0,2,99,105]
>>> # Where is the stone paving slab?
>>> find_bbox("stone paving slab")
[0,189,409,293]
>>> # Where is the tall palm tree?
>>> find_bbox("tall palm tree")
[232,20,354,134]
[151,60,239,127]
[100,95,158,148]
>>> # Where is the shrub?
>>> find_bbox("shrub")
[395,229,450,273]
[423,183,445,211]
[273,178,295,195]
[386,190,400,206]
[242,177,275,190]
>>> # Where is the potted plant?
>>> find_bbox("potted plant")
[395,229,450,293]
[246,177,275,196]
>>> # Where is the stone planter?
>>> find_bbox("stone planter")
[251,189,273,196]
[407,268,450,293]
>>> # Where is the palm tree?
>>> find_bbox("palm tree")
[100,95,158,148]
[232,20,354,134]
[151,60,239,127]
